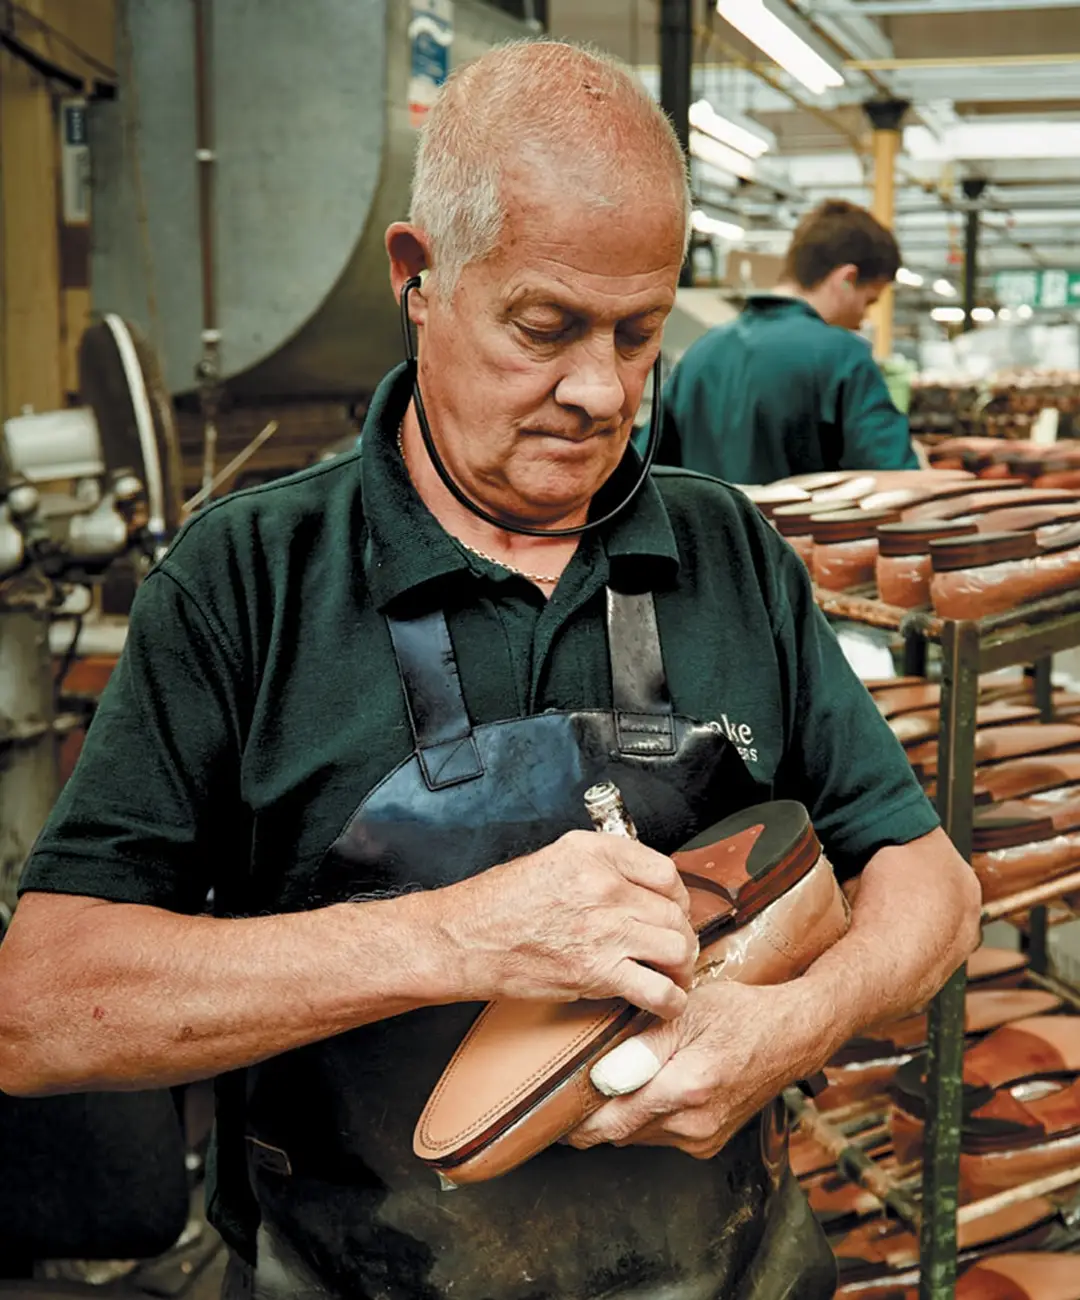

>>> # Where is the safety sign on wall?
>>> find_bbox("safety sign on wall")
[60,97,91,226]
[408,0,453,129]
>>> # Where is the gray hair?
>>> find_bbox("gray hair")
[409,39,691,294]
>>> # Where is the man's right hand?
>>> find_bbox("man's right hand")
[427,831,697,1019]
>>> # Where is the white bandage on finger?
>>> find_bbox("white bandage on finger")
[590,1038,662,1097]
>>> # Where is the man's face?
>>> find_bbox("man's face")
[413,182,684,527]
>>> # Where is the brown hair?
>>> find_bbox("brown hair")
[782,199,901,289]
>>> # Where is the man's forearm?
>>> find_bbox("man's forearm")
[788,827,982,1071]
[0,890,463,1096]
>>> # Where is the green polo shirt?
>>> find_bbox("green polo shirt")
[20,361,937,1254]
[657,294,918,484]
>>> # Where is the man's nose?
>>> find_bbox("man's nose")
[555,340,624,422]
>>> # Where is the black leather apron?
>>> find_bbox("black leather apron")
[239,588,837,1300]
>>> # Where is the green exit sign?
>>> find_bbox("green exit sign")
[995,269,1080,309]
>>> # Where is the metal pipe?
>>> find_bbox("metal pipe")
[659,0,693,287]
[193,0,220,498]
[962,178,986,333]
[918,617,980,1300]
[181,419,279,515]
[0,609,60,918]
[783,1088,921,1227]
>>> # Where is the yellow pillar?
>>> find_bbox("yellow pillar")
[863,99,909,363]
[0,0,114,418]
[0,0,63,419]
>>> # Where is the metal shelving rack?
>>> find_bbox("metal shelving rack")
[812,583,1080,1300]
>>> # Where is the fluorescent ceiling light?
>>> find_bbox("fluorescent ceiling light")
[689,99,771,159]
[931,307,966,323]
[690,130,757,181]
[971,306,996,323]
[933,279,957,298]
[714,0,844,96]
[691,208,746,241]
[1017,304,1034,320]
[998,308,1013,321]
[905,121,1080,163]
[895,267,924,288]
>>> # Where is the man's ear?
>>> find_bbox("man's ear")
[386,223,434,325]
[837,262,860,292]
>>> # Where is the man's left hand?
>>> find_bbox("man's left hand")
[566,979,830,1158]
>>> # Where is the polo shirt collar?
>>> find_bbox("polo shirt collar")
[746,293,824,323]
[360,363,680,611]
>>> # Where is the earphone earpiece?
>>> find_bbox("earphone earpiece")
[418,268,429,289]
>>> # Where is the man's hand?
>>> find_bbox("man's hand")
[430,831,697,1020]
[566,979,826,1158]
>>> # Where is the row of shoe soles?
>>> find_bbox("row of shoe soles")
[798,983,1080,1288]
[829,668,1080,1291]
[864,678,1080,900]
[756,471,1080,617]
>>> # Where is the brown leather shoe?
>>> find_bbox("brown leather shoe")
[810,509,901,592]
[816,990,1062,1117]
[890,1016,1080,1165]
[836,989,1063,1062]
[930,524,1080,621]
[908,723,1080,780]
[952,1254,1080,1300]
[974,754,1080,805]
[976,502,1080,535]
[968,947,1029,989]
[833,1197,1060,1286]
[413,802,848,1186]
[876,520,980,609]
[891,701,1042,746]
[904,487,1079,523]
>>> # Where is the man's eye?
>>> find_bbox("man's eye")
[519,323,569,344]
[618,330,654,352]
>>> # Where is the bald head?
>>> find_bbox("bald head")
[410,40,690,294]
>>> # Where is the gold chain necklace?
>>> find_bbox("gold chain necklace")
[397,423,561,585]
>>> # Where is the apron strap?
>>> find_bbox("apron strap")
[606,588,676,757]
[387,588,674,780]
[386,609,485,790]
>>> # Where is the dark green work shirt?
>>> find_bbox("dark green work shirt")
[658,294,918,484]
[21,362,938,1255]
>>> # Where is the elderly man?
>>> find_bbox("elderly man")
[0,40,978,1300]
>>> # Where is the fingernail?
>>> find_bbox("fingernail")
[591,1038,662,1097]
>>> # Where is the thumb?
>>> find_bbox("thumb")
[590,1018,681,1098]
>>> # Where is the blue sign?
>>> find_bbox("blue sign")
[409,0,453,128]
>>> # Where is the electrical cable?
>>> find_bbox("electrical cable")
[53,614,83,704]
[398,276,664,539]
